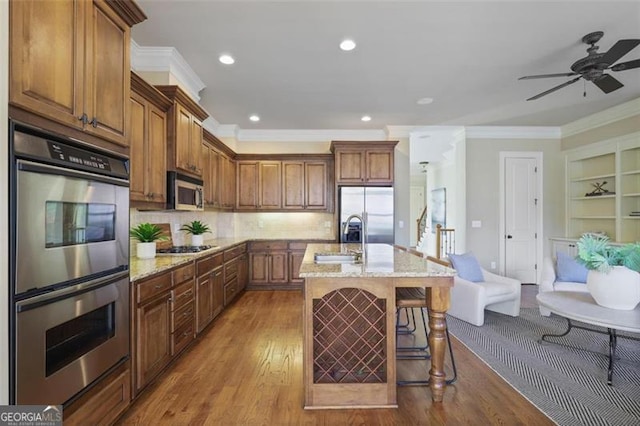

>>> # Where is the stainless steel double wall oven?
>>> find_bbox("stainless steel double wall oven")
[9,121,130,405]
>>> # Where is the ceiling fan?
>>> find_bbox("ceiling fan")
[519,31,640,101]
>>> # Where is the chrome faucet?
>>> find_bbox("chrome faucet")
[343,213,367,262]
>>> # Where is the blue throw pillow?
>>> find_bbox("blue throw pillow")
[448,252,484,282]
[556,251,588,283]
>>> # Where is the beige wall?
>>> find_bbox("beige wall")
[562,113,640,151]
[235,140,331,154]
[465,138,565,271]
[394,137,410,247]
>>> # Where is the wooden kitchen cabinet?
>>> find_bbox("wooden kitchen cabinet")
[223,243,248,306]
[288,241,308,284]
[132,262,195,395]
[196,252,224,333]
[9,0,145,147]
[282,160,331,210]
[130,72,172,208]
[202,141,220,207]
[248,241,289,287]
[156,86,208,178]
[236,161,282,210]
[202,129,237,210]
[331,141,398,185]
[221,153,237,209]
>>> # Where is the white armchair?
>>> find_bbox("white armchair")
[448,268,521,327]
[538,256,589,316]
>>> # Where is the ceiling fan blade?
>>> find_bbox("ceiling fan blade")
[611,58,640,72]
[526,76,582,101]
[592,74,624,94]
[519,72,577,80]
[600,39,640,65]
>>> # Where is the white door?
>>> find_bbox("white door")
[505,157,538,283]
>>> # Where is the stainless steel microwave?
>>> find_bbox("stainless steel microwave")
[167,171,204,211]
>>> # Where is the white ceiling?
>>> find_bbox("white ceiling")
[131,0,640,132]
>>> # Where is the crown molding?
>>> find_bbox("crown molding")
[465,126,560,139]
[561,97,640,138]
[130,40,206,102]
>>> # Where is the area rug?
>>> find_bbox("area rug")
[445,308,640,426]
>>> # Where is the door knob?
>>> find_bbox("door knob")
[506,235,513,239]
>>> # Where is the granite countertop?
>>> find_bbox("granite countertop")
[299,243,457,278]
[130,237,249,282]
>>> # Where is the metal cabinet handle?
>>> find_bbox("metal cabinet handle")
[90,117,98,128]
[507,235,513,239]
[78,113,88,125]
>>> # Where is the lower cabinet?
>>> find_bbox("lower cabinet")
[223,243,248,306]
[195,252,224,333]
[63,360,131,426]
[132,263,195,396]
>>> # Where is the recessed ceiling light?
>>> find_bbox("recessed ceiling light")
[417,97,434,105]
[219,54,235,65]
[361,115,371,122]
[340,39,356,51]
[249,114,260,122]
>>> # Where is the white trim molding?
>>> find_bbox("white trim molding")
[130,40,206,102]
[466,126,560,139]
[561,97,640,138]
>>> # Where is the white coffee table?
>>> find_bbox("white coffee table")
[536,291,640,385]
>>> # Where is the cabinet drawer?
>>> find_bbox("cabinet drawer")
[173,280,194,310]
[136,273,171,304]
[173,263,195,285]
[197,253,223,276]
[223,280,238,306]
[224,259,238,282]
[249,241,287,251]
[288,241,308,251]
[224,243,247,261]
[172,300,194,332]
[172,321,194,356]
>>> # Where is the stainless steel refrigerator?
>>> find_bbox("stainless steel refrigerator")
[338,186,394,244]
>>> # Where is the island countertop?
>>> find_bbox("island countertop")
[299,243,456,278]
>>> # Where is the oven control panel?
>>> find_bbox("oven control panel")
[47,141,112,172]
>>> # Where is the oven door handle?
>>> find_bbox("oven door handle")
[17,159,129,187]
[15,270,129,312]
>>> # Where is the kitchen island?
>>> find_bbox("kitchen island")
[299,243,455,409]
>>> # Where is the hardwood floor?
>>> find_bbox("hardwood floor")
[118,288,552,425]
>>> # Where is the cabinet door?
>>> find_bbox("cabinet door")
[84,0,130,146]
[212,268,224,319]
[289,251,305,284]
[259,162,282,209]
[269,252,289,283]
[552,240,578,258]
[283,162,305,209]
[237,253,248,291]
[305,162,328,209]
[366,150,394,183]
[175,104,193,173]
[191,118,203,176]
[10,0,85,131]
[226,157,237,208]
[136,293,172,392]
[196,274,213,333]
[147,105,167,203]
[237,162,259,209]
[249,252,269,284]
[129,94,146,202]
[335,150,365,183]
[209,148,221,207]
[201,144,212,205]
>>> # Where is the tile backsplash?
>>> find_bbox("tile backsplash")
[130,209,336,250]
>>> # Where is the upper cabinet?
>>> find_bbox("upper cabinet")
[331,141,398,185]
[236,161,282,210]
[202,129,236,210]
[9,0,146,148]
[565,133,640,243]
[130,72,172,209]
[282,160,332,210]
[155,86,208,178]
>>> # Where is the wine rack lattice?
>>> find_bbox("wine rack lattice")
[312,288,387,383]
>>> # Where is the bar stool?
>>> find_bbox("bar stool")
[396,287,457,386]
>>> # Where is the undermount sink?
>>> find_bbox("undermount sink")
[314,252,361,264]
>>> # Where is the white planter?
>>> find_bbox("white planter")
[136,242,157,259]
[191,234,204,247]
[586,266,640,310]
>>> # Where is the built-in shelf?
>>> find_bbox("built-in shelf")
[570,173,616,182]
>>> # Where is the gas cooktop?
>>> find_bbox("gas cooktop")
[156,245,219,255]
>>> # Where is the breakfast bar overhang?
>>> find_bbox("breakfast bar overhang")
[299,243,456,409]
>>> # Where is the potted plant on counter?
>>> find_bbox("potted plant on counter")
[576,234,640,310]
[130,223,167,259]
[180,220,212,247]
